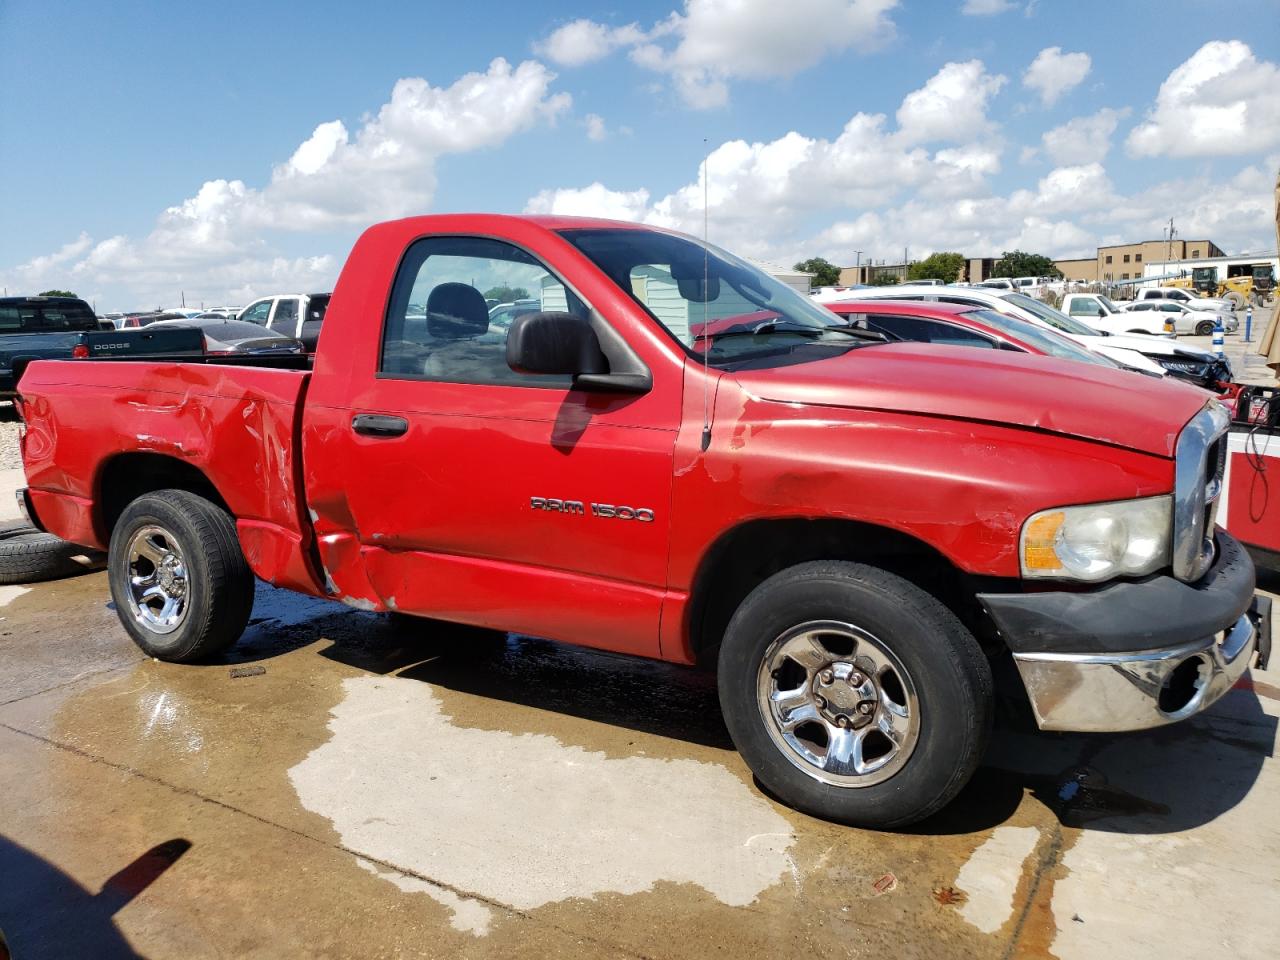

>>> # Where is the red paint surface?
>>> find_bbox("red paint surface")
[1225,449,1280,552]
[18,214,1198,663]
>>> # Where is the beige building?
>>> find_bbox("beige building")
[839,262,909,285]
[1054,257,1098,282]
[1096,239,1224,283]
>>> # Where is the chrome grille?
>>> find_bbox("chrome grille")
[1172,403,1231,582]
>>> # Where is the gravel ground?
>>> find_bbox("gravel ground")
[0,407,22,470]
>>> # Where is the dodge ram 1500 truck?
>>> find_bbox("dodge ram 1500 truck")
[14,214,1270,828]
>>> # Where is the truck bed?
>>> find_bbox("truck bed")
[17,358,323,595]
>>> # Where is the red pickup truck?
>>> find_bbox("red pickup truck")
[14,214,1269,828]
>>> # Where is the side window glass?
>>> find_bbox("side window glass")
[381,237,583,387]
[1067,298,1094,316]
[269,298,298,333]
[241,300,271,325]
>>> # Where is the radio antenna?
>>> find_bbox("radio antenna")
[700,138,712,452]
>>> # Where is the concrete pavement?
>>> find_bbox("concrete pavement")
[1,547,1278,958]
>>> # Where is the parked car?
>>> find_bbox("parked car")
[831,285,1217,382]
[487,299,541,328]
[16,213,1268,830]
[1135,286,1235,315]
[823,299,1125,371]
[121,311,188,328]
[1122,300,1238,336]
[975,278,1014,291]
[237,293,330,352]
[1,296,108,395]
[146,317,306,356]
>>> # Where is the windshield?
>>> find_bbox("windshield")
[999,292,1100,336]
[961,309,1113,367]
[1098,295,1121,312]
[558,228,857,365]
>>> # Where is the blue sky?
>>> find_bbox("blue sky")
[2,0,1277,309]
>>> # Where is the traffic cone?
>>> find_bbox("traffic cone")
[1212,316,1225,357]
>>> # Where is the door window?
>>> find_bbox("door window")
[1067,298,1098,317]
[269,298,298,335]
[380,236,582,387]
[240,300,271,325]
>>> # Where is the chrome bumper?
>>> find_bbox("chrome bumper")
[1013,612,1257,732]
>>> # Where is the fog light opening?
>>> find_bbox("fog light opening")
[1158,655,1210,715]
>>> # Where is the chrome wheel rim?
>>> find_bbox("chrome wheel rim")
[756,620,920,787]
[125,525,189,635]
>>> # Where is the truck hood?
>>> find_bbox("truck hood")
[730,342,1209,457]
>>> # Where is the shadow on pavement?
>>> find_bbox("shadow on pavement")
[0,836,190,959]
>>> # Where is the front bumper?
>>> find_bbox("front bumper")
[979,530,1267,732]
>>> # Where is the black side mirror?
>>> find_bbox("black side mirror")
[507,311,607,375]
[507,311,651,394]
[1097,307,1106,317]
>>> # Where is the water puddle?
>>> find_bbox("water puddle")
[289,675,795,934]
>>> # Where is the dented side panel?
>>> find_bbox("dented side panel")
[18,360,324,593]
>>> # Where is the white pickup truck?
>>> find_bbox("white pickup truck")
[1060,292,1172,337]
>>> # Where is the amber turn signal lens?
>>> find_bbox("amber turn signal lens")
[1022,511,1065,572]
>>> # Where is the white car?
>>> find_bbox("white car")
[825,285,1230,382]
[1122,299,1238,335]
[1134,286,1234,315]
[1059,292,1180,337]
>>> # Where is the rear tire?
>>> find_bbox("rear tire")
[717,561,992,829]
[108,490,254,663]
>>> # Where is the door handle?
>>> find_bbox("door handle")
[352,414,409,438]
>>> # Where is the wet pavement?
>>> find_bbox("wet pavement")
[1,569,1278,959]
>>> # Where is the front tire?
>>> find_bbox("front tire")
[718,561,992,829]
[108,490,254,663]
[1195,320,1214,336]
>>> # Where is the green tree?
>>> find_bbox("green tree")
[907,252,965,284]
[990,252,1063,279]
[792,257,841,288]
[37,289,77,297]
[482,285,531,303]
[868,271,902,286]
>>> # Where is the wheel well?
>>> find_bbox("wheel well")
[687,518,1003,667]
[98,453,230,541]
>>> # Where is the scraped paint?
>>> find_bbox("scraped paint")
[289,675,795,934]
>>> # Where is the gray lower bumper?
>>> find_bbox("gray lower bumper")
[1013,611,1258,732]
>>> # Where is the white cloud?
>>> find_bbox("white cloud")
[536,1,899,109]
[1126,40,1280,157]
[1040,107,1128,165]
[584,113,608,141]
[526,183,654,221]
[896,60,1007,144]
[1,59,570,308]
[1023,47,1091,106]
[535,19,646,67]
[523,60,1008,257]
[961,0,1015,13]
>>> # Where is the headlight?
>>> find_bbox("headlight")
[1020,495,1172,581]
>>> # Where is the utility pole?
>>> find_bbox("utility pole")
[1166,218,1176,266]
[854,250,863,283]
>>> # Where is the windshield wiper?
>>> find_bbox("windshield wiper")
[700,321,884,343]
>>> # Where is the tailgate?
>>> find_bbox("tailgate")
[81,327,206,358]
